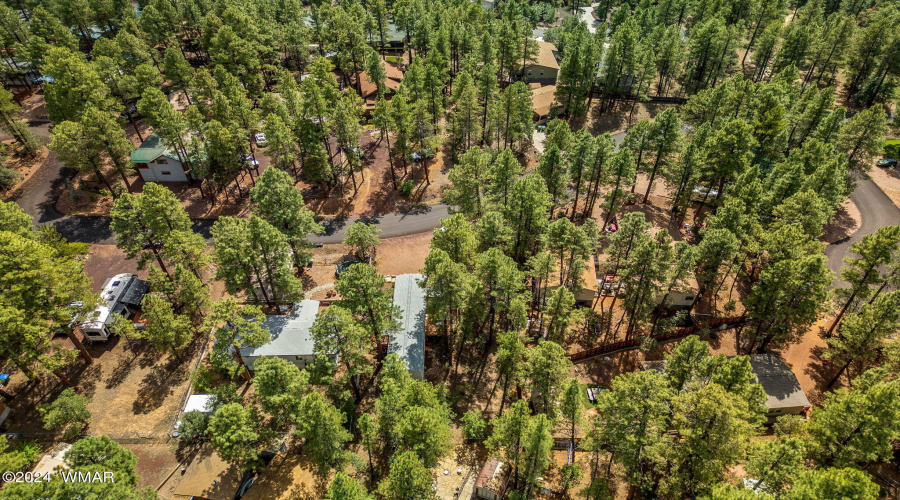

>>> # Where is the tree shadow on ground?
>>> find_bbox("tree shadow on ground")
[133,353,190,415]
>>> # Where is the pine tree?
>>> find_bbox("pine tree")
[204,298,270,381]
[310,305,373,401]
[335,263,400,343]
[600,149,637,227]
[828,225,900,336]
[823,291,900,388]
[294,392,352,475]
[249,167,323,269]
[808,367,900,467]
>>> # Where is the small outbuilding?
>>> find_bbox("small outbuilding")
[183,394,215,415]
[240,300,320,371]
[130,134,193,183]
[389,274,426,380]
[474,458,511,500]
[748,354,811,420]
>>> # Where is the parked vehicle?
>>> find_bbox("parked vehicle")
[242,155,259,167]
[876,158,898,168]
[335,260,362,277]
[254,133,267,146]
[78,274,149,342]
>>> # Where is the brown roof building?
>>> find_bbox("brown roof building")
[532,85,560,122]
[474,458,511,500]
[524,41,560,84]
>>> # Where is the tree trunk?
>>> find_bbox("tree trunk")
[53,370,74,388]
[826,357,852,389]
[66,330,93,364]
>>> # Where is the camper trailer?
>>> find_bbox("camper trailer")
[80,273,149,342]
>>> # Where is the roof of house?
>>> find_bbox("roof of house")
[389,274,426,374]
[640,355,811,410]
[240,454,321,500]
[32,443,71,476]
[172,445,243,500]
[748,354,811,410]
[360,71,403,98]
[240,300,320,364]
[531,40,560,70]
[184,394,215,414]
[130,134,176,163]
[475,458,510,493]
[532,85,558,117]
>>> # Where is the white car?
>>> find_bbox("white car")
[242,155,259,167]
[254,133,267,146]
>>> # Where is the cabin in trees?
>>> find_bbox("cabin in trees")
[748,354,811,420]
[130,134,193,183]
[547,260,600,308]
[80,273,149,342]
[474,458,511,500]
[523,41,560,84]
[532,84,562,123]
[240,300,321,371]
[360,61,404,114]
[389,274,426,380]
[641,354,811,421]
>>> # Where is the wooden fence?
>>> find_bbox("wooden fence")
[569,316,748,364]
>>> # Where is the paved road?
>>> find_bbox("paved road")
[823,178,900,286]
[10,145,450,244]
[14,129,899,262]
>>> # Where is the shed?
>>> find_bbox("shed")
[240,300,320,371]
[389,274,426,380]
[130,134,193,183]
[748,354,810,419]
[546,259,598,308]
[656,276,699,311]
[474,458,510,500]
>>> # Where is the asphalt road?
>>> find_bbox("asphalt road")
[9,145,451,244]
[823,178,900,286]
[11,129,900,267]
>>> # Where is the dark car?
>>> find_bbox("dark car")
[335,260,362,277]
[876,158,898,168]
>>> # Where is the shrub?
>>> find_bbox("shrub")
[399,179,415,197]
[0,165,20,191]
[39,388,91,440]
[178,411,210,444]
[461,409,487,440]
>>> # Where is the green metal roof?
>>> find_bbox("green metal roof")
[130,134,167,163]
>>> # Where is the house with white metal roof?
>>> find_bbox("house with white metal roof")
[389,274,426,380]
[240,300,320,371]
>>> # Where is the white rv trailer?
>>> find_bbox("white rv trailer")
[80,273,149,342]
